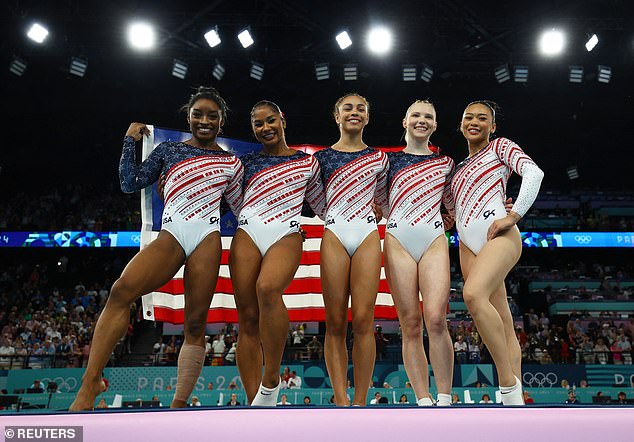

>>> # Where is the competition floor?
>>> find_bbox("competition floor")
[4,406,634,441]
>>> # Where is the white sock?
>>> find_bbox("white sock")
[500,376,524,406]
[417,397,434,406]
[436,393,452,407]
[251,379,281,407]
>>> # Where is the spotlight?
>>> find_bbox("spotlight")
[250,61,264,80]
[597,65,611,84]
[539,29,565,56]
[494,64,510,83]
[585,34,598,52]
[9,57,27,76]
[343,64,357,81]
[402,64,417,82]
[566,166,580,180]
[514,65,529,83]
[171,59,188,79]
[315,62,330,80]
[336,31,352,50]
[420,64,434,82]
[367,27,393,55]
[204,27,221,48]
[212,60,225,81]
[238,29,254,48]
[569,66,584,83]
[128,22,156,51]
[27,23,49,44]
[69,57,88,78]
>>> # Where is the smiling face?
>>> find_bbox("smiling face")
[460,103,496,148]
[334,94,369,134]
[188,98,223,144]
[403,101,437,144]
[251,104,286,148]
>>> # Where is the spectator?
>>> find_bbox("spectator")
[226,393,240,406]
[370,392,382,405]
[616,392,627,405]
[191,396,201,407]
[565,391,579,404]
[206,382,214,390]
[277,394,292,406]
[224,343,237,365]
[307,336,324,360]
[96,399,108,409]
[451,393,461,404]
[523,391,535,404]
[287,370,302,389]
[479,394,493,404]
[303,396,312,406]
[398,394,409,404]
[454,335,468,364]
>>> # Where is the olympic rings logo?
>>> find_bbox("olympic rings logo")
[130,234,141,244]
[40,376,78,392]
[574,235,592,244]
[522,372,558,387]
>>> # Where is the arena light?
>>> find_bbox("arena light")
[336,31,352,50]
[27,23,49,44]
[128,22,156,51]
[315,62,330,80]
[9,57,27,76]
[585,34,598,52]
[539,29,566,56]
[343,64,357,81]
[494,64,511,83]
[402,64,417,81]
[250,61,264,80]
[566,166,580,180]
[171,59,188,79]
[69,57,88,78]
[597,65,611,83]
[238,29,254,48]
[367,27,393,55]
[204,27,221,48]
[569,66,584,83]
[514,65,529,83]
[420,64,434,82]
[212,60,225,81]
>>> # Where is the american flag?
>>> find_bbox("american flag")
[140,127,422,324]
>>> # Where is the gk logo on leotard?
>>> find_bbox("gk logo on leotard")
[238,219,248,226]
[162,216,172,224]
[434,221,443,229]
[289,221,300,229]
[209,216,219,225]
[367,216,376,224]
[326,219,336,226]
[483,209,496,219]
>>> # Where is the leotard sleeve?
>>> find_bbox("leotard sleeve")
[119,136,164,193]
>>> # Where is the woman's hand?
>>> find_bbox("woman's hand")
[442,213,455,231]
[372,202,383,223]
[156,173,166,200]
[487,211,521,241]
[125,122,151,141]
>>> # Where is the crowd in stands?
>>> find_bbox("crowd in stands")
[0,255,137,370]
[1,187,633,232]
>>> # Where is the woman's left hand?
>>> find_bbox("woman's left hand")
[486,212,521,241]
[372,202,383,223]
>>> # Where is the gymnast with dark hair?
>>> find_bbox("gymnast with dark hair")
[70,86,243,411]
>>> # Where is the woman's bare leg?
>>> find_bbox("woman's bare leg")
[419,235,453,396]
[384,233,430,401]
[321,229,351,406]
[349,231,381,406]
[171,231,222,407]
[230,229,263,404]
[256,233,303,388]
[459,228,521,388]
[70,232,185,411]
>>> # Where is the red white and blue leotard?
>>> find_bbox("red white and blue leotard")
[119,136,243,256]
[449,137,543,254]
[238,150,326,256]
[386,151,455,262]
[313,147,389,257]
